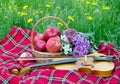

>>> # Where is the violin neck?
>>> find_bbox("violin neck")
[29,58,77,68]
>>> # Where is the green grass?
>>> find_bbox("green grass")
[0,0,120,48]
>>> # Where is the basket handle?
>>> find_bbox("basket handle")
[31,16,70,49]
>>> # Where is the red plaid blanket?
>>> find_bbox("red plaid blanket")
[0,26,120,84]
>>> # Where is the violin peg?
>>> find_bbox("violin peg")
[19,67,32,75]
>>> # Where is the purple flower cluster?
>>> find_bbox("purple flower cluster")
[63,29,78,44]
[63,29,91,57]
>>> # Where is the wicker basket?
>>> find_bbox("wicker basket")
[31,16,70,63]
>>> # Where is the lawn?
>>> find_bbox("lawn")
[0,0,120,48]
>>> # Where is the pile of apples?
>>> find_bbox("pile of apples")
[19,27,61,65]
[34,27,61,53]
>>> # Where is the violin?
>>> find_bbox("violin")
[12,56,115,77]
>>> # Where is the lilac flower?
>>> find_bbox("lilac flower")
[73,46,84,57]
[72,34,91,57]
[73,45,90,57]
[63,29,79,45]
[62,29,91,57]
[63,29,78,39]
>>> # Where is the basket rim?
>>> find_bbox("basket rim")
[32,49,63,56]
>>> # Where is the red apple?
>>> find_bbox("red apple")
[34,34,46,43]
[46,37,61,53]
[35,40,46,52]
[19,52,34,66]
[45,27,61,40]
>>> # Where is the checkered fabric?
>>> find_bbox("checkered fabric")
[0,26,120,84]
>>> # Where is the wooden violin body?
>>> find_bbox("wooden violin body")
[53,57,115,77]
